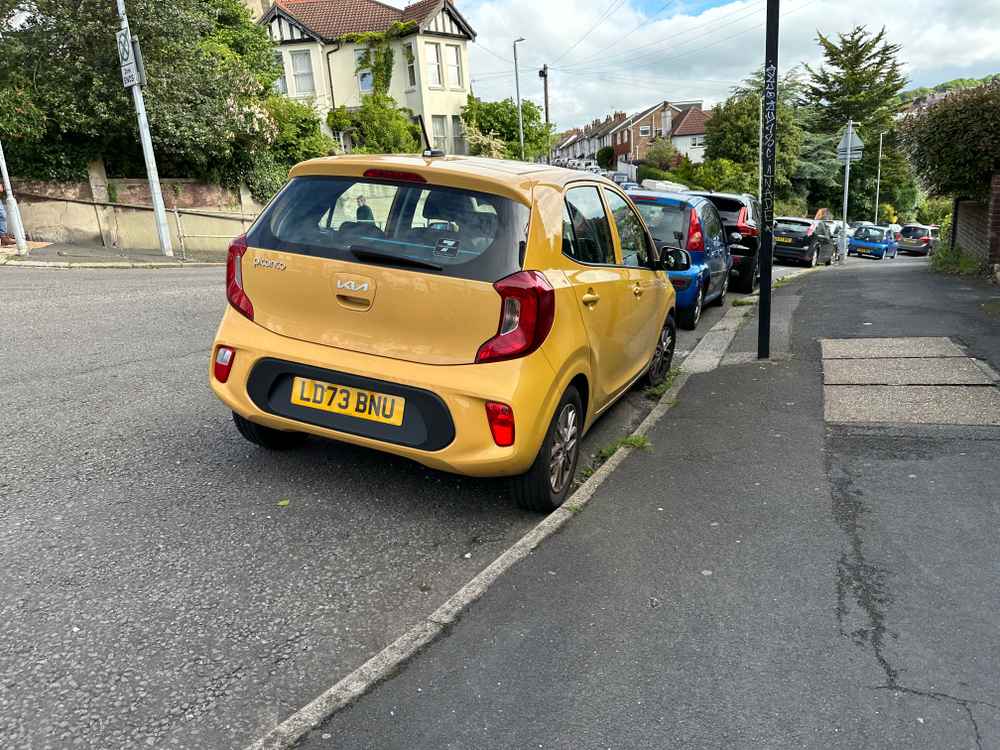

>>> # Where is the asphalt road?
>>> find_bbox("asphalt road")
[299,254,1000,749]
[0,261,791,749]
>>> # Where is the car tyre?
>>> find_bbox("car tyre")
[711,273,728,307]
[679,284,703,330]
[734,262,757,293]
[510,386,583,513]
[642,313,676,387]
[232,412,307,450]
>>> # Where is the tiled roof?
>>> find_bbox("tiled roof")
[672,106,712,137]
[274,0,458,41]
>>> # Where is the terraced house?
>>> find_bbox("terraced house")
[248,0,476,153]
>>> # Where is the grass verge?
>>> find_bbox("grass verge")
[930,244,985,276]
[643,367,682,401]
[732,297,758,306]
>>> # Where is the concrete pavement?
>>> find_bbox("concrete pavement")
[298,256,1000,749]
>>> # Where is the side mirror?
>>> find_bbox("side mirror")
[661,248,692,272]
[728,231,743,244]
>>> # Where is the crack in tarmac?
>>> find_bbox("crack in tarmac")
[829,459,998,748]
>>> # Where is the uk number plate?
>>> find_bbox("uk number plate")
[290,377,405,426]
[775,236,793,244]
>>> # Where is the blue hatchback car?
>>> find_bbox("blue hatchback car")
[627,190,733,329]
[848,225,898,260]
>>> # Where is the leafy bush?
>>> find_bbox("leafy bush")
[328,93,422,154]
[646,139,677,170]
[930,243,984,275]
[267,96,337,164]
[775,196,809,217]
[597,146,615,170]
[900,81,1000,199]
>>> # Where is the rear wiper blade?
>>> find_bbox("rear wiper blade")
[349,245,443,272]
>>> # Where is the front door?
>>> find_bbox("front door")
[700,202,728,295]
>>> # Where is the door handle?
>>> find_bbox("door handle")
[581,291,600,306]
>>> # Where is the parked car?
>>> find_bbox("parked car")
[849,220,875,229]
[848,225,898,259]
[620,181,641,191]
[607,172,629,185]
[688,191,761,293]
[210,155,679,512]
[628,189,734,329]
[897,224,939,255]
[772,217,837,266]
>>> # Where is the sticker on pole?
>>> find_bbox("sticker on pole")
[117,28,139,88]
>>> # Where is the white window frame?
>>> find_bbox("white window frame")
[452,114,465,154]
[445,44,463,88]
[639,124,651,137]
[355,48,373,94]
[425,42,443,88]
[404,43,416,88]
[273,51,287,95]
[290,50,315,95]
[431,114,448,152]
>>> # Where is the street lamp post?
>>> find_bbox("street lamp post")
[513,37,525,161]
[874,130,887,224]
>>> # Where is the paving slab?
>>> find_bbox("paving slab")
[823,357,993,385]
[820,337,966,359]
[824,385,1000,425]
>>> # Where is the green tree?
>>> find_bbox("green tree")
[691,158,756,194]
[645,139,676,170]
[328,93,422,154]
[461,95,554,160]
[899,81,1000,200]
[596,146,615,170]
[804,26,915,219]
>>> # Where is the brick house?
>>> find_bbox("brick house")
[608,100,713,164]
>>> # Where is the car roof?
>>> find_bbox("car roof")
[625,189,701,207]
[687,191,755,202]
[290,154,613,204]
[776,216,815,223]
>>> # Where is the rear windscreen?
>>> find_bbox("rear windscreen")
[246,176,530,282]
[901,226,929,239]
[635,203,687,246]
[853,227,885,242]
[775,219,811,233]
[703,196,744,221]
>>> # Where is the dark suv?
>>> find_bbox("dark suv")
[687,191,761,293]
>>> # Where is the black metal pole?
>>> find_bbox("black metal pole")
[757,0,779,360]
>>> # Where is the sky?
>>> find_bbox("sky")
[459,0,1000,132]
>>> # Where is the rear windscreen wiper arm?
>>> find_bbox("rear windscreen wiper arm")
[349,245,443,272]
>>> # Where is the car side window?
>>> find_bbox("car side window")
[563,187,616,265]
[603,189,650,268]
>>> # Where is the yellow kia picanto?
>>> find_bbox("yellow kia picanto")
[210,154,678,511]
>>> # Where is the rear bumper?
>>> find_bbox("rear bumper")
[898,244,929,255]
[209,307,561,477]
[773,243,811,261]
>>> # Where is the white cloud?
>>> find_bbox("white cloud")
[461,0,1000,130]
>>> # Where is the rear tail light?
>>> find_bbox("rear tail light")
[485,402,515,446]
[214,346,236,383]
[895,233,902,241]
[227,235,254,320]
[476,271,555,363]
[671,277,691,289]
[686,208,705,252]
[736,206,758,237]
[920,236,930,244]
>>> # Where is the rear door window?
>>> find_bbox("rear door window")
[247,176,530,282]
[901,225,929,239]
[563,186,617,265]
[603,189,651,268]
[776,219,811,233]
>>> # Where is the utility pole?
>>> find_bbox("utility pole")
[874,130,886,224]
[539,64,550,164]
[757,0,779,360]
[513,37,525,161]
[116,0,173,257]
[0,138,29,255]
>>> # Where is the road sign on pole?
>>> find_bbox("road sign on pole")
[839,119,857,259]
[116,1,173,258]
[757,0,779,360]
[836,127,864,163]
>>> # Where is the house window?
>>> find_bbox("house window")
[425,42,443,87]
[355,49,373,93]
[639,125,651,137]
[452,115,465,154]
[405,43,416,88]
[273,51,287,94]
[290,50,314,95]
[432,115,448,151]
[692,136,705,146]
[445,44,463,88]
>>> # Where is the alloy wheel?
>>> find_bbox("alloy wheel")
[693,287,703,325]
[648,319,676,383]
[548,403,579,494]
